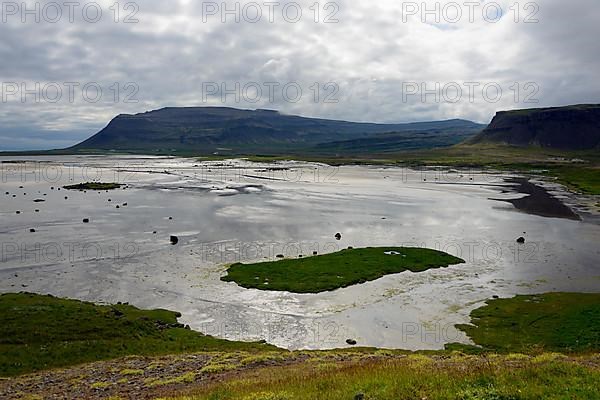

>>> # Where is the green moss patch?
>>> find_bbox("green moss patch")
[453,293,600,353]
[0,293,279,377]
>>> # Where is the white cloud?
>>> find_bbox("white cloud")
[0,0,598,150]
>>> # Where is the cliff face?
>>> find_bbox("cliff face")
[471,104,600,150]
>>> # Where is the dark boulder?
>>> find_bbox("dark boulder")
[170,235,179,245]
[346,339,357,346]
[111,308,124,317]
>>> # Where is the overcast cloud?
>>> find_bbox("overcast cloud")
[0,0,599,150]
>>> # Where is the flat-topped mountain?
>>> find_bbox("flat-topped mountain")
[470,104,600,150]
[69,107,484,155]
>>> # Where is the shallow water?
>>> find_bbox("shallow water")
[1,156,599,350]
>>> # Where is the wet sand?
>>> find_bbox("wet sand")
[0,156,599,350]
[492,178,581,221]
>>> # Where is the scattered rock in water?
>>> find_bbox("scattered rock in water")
[123,203,128,206]
[4,192,8,195]
[170,235,179,245]
[108,199,112,202]
[16,211,21,214]
[29,228,36,233]
[82,218,90,223]
[493,295,500,299]
[346,339,357,346]
[35,209,39,213]
[348,246,354,250]
[335,233,342,240]
[169,217,173,220]
[64,196,68,200]
[517,237,526,244]
[153,231,157,234]
[298,255,303,258]
[116,205,120,209]
[276,254,284,259]
[313,251,318,256]
[33,199,45,203]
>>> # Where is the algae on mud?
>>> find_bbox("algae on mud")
[221,247,465,293]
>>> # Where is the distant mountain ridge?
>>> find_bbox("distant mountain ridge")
[69,107,485,155]
[470,104,600,150]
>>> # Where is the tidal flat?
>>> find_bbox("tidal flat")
[1,155,599,350]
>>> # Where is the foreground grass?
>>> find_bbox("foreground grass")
[1,292,599,398]
[167,355,600,400]
[0,293,278,377]
[63,182,122,190]
[453,293,600,354]
[221,247,465,293]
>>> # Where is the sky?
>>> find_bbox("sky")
[0,0,599,150]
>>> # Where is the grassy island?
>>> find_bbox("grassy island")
[221,247,465,293]
[63,182,122,191]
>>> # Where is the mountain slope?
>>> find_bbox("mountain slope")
[470,104,600,150]
[69,107,485,155]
